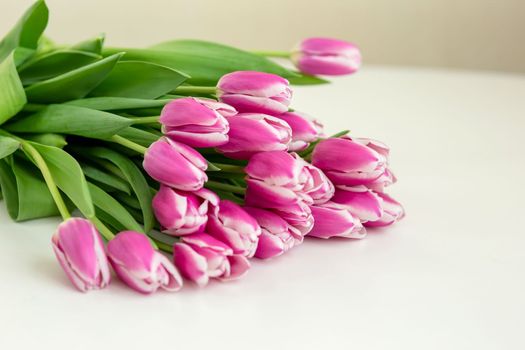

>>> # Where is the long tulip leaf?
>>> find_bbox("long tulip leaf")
[24,53,123,103]
[0,0,48,63]
[89,61,188,99]
[0,53,27,125]
[5,104,132,139]
[65,97,173,111]
[0,136,20,160]
[82,164,131,194]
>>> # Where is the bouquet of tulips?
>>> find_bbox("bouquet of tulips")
[0,1,404,294]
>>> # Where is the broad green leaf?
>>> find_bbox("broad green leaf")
[71,34,105,55]
[117,127,159,147]
[0,53,27,125]
[24,53,124,103]
[288,73,329,85]
[5,104,132,139]
[104,40,299,85]
[0,136,20,159]
[19,50,101,85]
[82,164,131,194]
[21,133,67,148]
[0,157,59,221]
[88,182,143,232]
[28,143,95,218]
[80,147,154,232]
[113,192,141,209]
[0,0,48,62]
[65,97,172,111]
[13,47,35,66]
[90,61,187,99]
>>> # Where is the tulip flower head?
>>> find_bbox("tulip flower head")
[160,97,234,148]
[217,71,292,115]
[217,113,292,159]
[309,202,367,239]
[364,192,405,227]
[291,37,362,76]
[277,111,324,151]
[107,231,183,294]
[143,137,208,191]
[51,218,111,292]
[174,233,250,287]
[207,200,262,258]
[153,186,219,236]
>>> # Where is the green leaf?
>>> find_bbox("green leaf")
[5,104,132,139]
[27,143,95,218]
[0,0,48,62]
[288,73,329,85]
[117,127,159,147]
[0,53,27,125]
[88,182,143,232]
[71,34,105,55]
[0,157,60,221]
[19,50,101,85]
[24,53,124,103]
[90,61,187,99]
[21,133,67,148]
[79,147,155,232]
[82,164,131,194]
[0,136,20,159]
[104,40,299,85]
[65,97,173,111]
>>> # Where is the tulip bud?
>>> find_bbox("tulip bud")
[160,97,234,148]
[298,157,334,204]
[217,113,292,159]
[173,233,250,287]
[207,200,261,258]
[243,207,302,259]
[51,218,111,292]
[331,185,384,222]
[273,201,314,237]
[364,192,405,227]
[153,186,219,236]
[217,71,292,115]
[277,111,323,151]
[143,137,208,191]
[245,151,311,209]
[107,231,183,294]
[309,202,367,239]
[311,137,387,187]
[291,37,361,76]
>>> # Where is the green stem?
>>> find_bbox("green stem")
[251,50,291,58]
[90,217,115,241]
[129,116,160,125]
[173,86,217,95]
[212,163,245,173]
[205,180,246,195]
[0,130,71,220]
[110,135,148,155]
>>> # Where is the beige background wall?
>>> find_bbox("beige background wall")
[2,0,525,74]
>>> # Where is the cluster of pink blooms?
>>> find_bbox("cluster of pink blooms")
[51,38,403,294]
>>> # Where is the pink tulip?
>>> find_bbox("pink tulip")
[153,186,219,236]
[308,202,367,239]
[173,233,250,287]
[298,157,335,204]
[277,111,324,151]
[51,218,111,292]
[207,200,261,258]
[244,207,302,259]
[364,192,405,227]
[291,37,362,76]
[311,136,388,187]
[217,71,292,115]
[160,97,234,148]
[217,113,291,159]
[273,201,314,237]
[331,185,384,222]
[245,151,312,209]
[143,137,208,191]
[107,231,183,294]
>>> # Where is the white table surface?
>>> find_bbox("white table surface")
[1,66,524,350]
